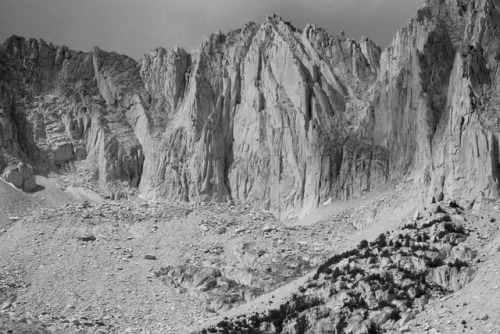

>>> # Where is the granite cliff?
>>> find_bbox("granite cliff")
[1,0,500,218]
[370,0,500,206]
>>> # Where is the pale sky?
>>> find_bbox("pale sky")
[0,0,423,59]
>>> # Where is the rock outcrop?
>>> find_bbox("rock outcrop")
[0,37,144,189]
[198,202,477,334]
[1,162,36,191]
[2,0,500,217]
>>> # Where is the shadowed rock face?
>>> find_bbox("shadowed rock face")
[1,0,500,215]
[0,37,144,189]
[370,0,500,205]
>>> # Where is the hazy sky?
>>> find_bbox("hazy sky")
[0,0,423,59]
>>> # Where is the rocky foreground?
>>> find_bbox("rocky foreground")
[1,172,498,333]
[0,174,390,334]
[197,201,498,334]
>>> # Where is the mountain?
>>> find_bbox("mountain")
[372,0,500,206]
[1,0,500,219]
[2,1,500,334]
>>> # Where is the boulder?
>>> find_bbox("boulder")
[450,245,476,262]
[52,142,74,164]
[1,162,36,191]
[427,266,475,291]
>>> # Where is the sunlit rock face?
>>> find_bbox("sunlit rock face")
[136,18,383,218]
[1,0,500,214]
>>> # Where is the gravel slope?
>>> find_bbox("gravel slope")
[1,177,499,334]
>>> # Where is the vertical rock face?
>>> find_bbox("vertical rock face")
[1,0,500,213]
[135,18,384,218]
[370,1,457,180]
[0,36,144,190]
[0,48,36,171]
[430,0,500,203]
[370,0,500,204]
